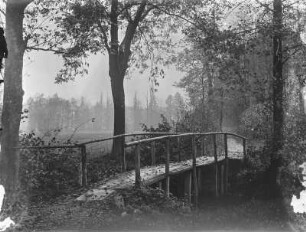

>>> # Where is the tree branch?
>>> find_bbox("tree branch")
[25,46,65,54]
[151,5,201,30]
[119,0,147,74]
[97,21,110,53]
[254,0,273,12]
[117,1,140,16]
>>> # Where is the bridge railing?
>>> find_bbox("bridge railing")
[16,132,176,188]
[125,132,247,200]
[16,132,246,194]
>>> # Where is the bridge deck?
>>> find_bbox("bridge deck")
[77,151,243,201]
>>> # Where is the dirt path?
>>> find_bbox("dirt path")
[23,189,293,232]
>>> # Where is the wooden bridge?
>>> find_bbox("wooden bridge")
[74,132,247,204]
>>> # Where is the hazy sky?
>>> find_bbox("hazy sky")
[22,51,185,107]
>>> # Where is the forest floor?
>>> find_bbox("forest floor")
[14,185,303,232]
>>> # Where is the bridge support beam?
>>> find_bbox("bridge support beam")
[79,145,88,187]
[213,134,219,197]
[224,134,229,194]
[158,181,162,190]
[220,164,224,195]
[197,168,202,194]
[184,171,192,203]
[192,136,199,206]
[165,138,170,197]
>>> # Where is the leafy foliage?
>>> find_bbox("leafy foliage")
[239,103,272,139]
[19,132,80,200]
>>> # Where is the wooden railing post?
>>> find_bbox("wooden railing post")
[192,136,198,207]
[177,137,181,162]
[135,144,141,188]
[151,141,156,166]
[224,133,229,193]
[201,136,205,157]
[165,138,170,197]
[243,138,247,160]
[122,137,126,172]
[213,134,219,197]
[80,145,87,187]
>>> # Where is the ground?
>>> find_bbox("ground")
[15,186,299,232]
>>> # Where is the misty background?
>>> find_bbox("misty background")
[17,50,186,136]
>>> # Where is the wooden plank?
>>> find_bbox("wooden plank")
[135,144,141,188]
[224,134,229,193]
[213,134,219,197]
[192,136,198,206]
[165,138,170,197]
[151,141,156,165]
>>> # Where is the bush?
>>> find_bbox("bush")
[87,155,121,183]
[19,132,80,200]
[239,103,272,139]
[233,145,271,197]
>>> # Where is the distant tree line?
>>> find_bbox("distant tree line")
[25,91,186,135]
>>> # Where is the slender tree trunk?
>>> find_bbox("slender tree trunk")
[201,73,205,131]
[268,0,283,197]
[298,82,305,117]
[219,90,224,131]
[0,0,30,198]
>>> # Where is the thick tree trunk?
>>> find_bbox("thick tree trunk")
[0,1,29,197]
[268,0,284,197]
[108,0,147,170]
[110,64,125,166]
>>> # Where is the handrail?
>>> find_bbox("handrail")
[125,132,247,147]
[78,132,177,146]
[126,131,247,199]
[15,144,81,149]
[15,132,177,149]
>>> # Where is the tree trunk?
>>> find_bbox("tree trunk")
[298,83,305,117]
[0,0,29,198]
[219,90,224,131]
[110,63,125,166]
[268,0,284,197]
[108,0,147,170]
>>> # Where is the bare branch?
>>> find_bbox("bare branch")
[0,8,5,16]
[150,4,201,30]
[254,0,273,12]
[25,46,65,54]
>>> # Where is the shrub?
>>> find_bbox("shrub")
[19,132,80,200]
[239,103,272,139]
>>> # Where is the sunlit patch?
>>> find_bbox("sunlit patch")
[291,163,306,214]
[0,185,15,231]
[301,32,306,45]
